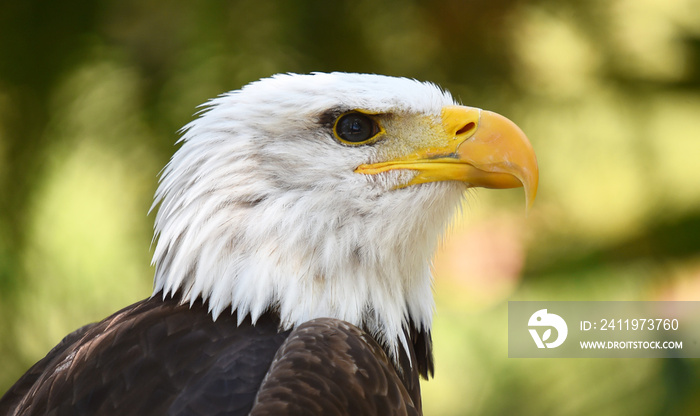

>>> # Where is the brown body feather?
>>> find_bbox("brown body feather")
[0,293,430,415]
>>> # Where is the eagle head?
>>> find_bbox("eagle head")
[150,72,538,362]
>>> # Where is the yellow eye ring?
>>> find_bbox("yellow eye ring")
[333,111,384,145]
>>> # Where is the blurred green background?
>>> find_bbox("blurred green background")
[1,0,700,414]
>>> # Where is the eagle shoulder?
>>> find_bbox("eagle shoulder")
[0,295,290,416]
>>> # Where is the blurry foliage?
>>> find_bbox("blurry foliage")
[1,0,699,414]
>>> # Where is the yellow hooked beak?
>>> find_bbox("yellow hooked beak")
[355,105,539,209]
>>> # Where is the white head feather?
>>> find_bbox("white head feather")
[151,72,466,361]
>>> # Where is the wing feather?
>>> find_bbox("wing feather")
[250,318,421,416]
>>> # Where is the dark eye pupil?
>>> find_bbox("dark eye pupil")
[336,113,375,143]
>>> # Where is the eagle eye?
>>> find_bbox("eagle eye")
[334,112,381,145]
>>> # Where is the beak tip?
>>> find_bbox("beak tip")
[522,169,539,214]
[525,190,537,215]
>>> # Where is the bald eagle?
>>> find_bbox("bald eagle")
[0,73,537,415]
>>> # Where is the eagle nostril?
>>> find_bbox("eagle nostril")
[455,122,476,136]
